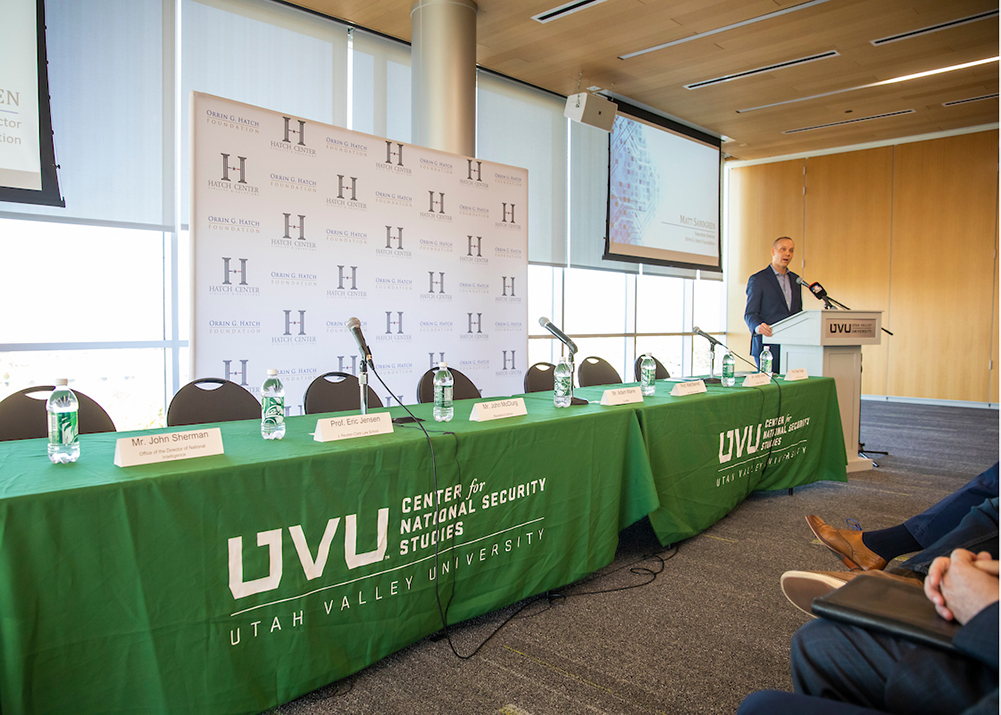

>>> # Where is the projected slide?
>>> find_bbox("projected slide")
[607,111,721,271]
[0,0,41,191]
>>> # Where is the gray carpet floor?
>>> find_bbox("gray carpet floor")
[270,400,999,715]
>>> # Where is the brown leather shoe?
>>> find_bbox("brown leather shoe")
[805,515,888,571]
[781,570,922,616]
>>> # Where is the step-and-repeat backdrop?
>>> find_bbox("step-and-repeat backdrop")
[190,92,528,410]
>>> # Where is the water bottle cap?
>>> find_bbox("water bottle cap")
[267,368,278,376]
[54,378,68,386]
[438,362,447,369]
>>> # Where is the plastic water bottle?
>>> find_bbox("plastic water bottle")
[261,369,286,440]
[760,346,773,375]
[722,352,736,388]
[433,362,454,422]
[554,357,572,408]
[47,379,80,463]
[640,354,656,396]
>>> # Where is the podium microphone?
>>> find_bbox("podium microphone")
[346,317,372,364]
[539,317,578,355]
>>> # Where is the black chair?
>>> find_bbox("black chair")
[416,368,481,404]
[166,378,261,427]
[303,372,383,414]
[633,355,671,382]
[577,356,623,388]
[0,385,116,442]
[523,362,556,393]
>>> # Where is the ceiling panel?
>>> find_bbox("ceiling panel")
[285,0,999,159]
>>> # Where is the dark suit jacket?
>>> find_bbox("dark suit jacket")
[744,265,803,362]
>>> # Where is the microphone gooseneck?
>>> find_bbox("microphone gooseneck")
[539,316,578,355]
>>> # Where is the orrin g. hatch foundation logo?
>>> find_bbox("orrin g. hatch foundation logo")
[207,215,260,234]
[209,319,261,336]
[326,135,369,156]
[273,310,317,345]
[270,270,317,287]
[270,172,317,193]
[209,257,260,296]
[208,153,260,195]
[270,117,316,157]
[419,157,454,175]
[325,227,368,245]
[204,108,260,134]
[459,203,491,220]
[419,236,454,254]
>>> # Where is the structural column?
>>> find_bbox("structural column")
[410,0,477,156]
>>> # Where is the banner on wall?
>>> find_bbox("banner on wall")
[190,92,528,409]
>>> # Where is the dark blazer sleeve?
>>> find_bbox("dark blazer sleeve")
[954,601,999,670]
[745,270,766,334]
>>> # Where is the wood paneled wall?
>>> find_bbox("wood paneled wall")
[727,130,999,403]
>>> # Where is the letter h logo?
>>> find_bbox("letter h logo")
[467,313,482,334]
[222,257,248,286]
[385,311,404,335]
[284,310,306,336]
[429,352,445,370]
[336,355,358,375]
[385,226,404,250]
[385,141,404,166]
[336,175,358,201]
[428,271,445,294]
[501,276,516,297]
[428,191,445,214]
[502,350,517,370]
[337,266,358,291]
[467,235,482,257]
[467,159,482,181]
[501,202,516,223]
[283,213,306,240]
[220,153,247,183]
[282,117,306,146]
[223,359,249,386]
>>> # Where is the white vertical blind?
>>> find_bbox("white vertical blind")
[476,71,567,267]
[351,30,411,144]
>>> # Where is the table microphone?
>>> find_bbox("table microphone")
[347,317,372,363]
[692,326,723,348]
[539,317,578,355]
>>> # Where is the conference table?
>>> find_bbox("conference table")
[0,376,846,714]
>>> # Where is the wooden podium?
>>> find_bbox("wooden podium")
[768,310,883,473]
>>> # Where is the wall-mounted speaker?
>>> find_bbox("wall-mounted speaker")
[564,92,616,132]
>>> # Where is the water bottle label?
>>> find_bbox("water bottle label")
[722,363,735,378]
[554,374,571,397]
[642,366,655,386]
[435,385,453,408]
[48,411,78,445]
[262,397,285,426]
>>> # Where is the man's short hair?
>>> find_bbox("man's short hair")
[773,236,794,248]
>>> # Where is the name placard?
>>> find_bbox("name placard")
[469,397,528,422]
[670,380,708,397]
[784,368,809,381]
[114,428,224,468]
[741,373,771,388]
[600,386,644,406]
[314,412,394,442]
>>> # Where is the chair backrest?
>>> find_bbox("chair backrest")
[578,356,623,387]
[524,362,556,393]
[166,378,261,427]
[303,372,384,414]
[416,367,481,404]
[0,385,117,442]
[633,355,671,382]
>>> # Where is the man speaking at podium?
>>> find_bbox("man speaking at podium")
[744,236,803,372]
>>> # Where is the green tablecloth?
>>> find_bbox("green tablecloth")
[0,376,845,714]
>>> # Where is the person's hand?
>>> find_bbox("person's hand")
[756,323,772,337]
[924,549,999,624]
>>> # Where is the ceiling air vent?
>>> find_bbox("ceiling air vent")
[943,93,999,107]
[532,0,608,24]
[871,10,998,46]
[783,109,915,134]
[685,51,839,90]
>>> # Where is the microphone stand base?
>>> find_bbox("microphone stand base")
[570,396,589,406]
[703,377,722,385]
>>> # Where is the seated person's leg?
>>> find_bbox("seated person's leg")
[902,498,999,574]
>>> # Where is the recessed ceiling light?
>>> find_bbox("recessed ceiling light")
[532,0,608,24]
[871,10,998,46]
[737,56,999,113]
[685,51,839,90]
[784,109,916,134]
